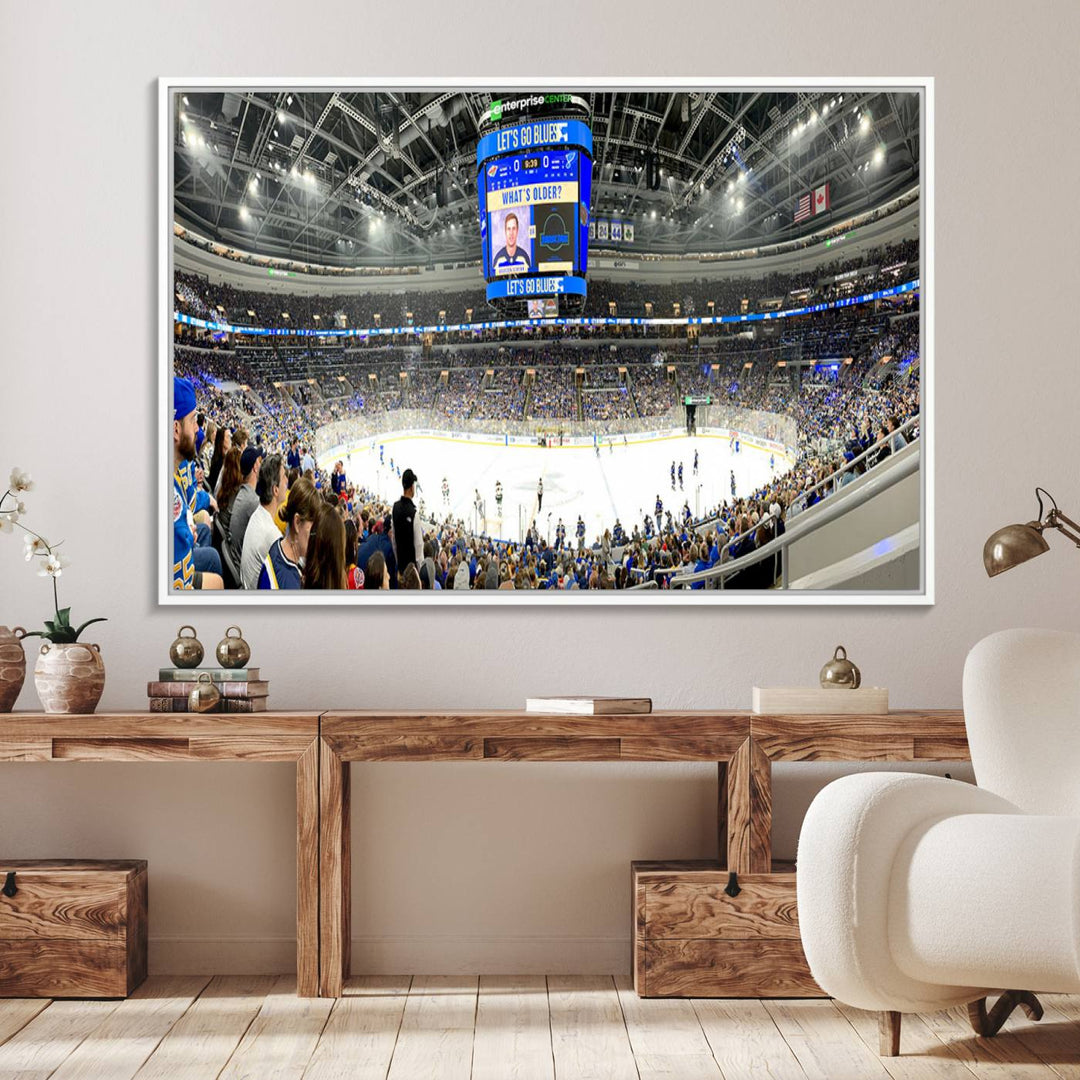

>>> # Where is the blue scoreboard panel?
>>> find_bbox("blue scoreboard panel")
[476,118,593,306]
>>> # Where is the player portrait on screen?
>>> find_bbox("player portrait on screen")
[491,208,532,274]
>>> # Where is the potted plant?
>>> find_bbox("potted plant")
[1,468,108,714]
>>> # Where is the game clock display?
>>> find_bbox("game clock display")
[477,118,593,303]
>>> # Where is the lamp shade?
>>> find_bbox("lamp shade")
[983,521,1050,577]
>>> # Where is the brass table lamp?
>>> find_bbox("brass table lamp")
[983,488,1080,577]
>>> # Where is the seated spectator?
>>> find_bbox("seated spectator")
[241,454,287,590]
[258,477,320,590]
[344,520,364,589]
[365,549,390,589]
[214,447,244,541]
[303,505,347,590]
[357,513,398,590]
[227,446,262,569]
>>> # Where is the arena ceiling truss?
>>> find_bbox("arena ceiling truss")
[173,88,920,267]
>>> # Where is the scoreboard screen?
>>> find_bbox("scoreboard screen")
[477,117,592,305]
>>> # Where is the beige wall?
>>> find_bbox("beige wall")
[2,0,1078,973]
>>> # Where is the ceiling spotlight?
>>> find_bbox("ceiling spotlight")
[873,146,885,165]
[860,113,871,133]
[239,206,250,221]
[179,111,187,122]
[277,109,286,123]
[249,177,258,192]
[286,95,293,106]
[736,198,744,211]
[737,171,746,184]
[182,95,189,106]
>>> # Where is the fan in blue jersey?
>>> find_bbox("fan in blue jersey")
[655,495,663,519]
[678,462,684,490]
[172,377,222,591]
[491,212,531,273]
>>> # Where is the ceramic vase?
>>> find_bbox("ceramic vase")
[34,642,106,714]
[0,626,27,712]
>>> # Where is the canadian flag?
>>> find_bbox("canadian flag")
[812,182,830,215]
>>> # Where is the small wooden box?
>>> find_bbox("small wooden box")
[632,860,822,998]
[0,859,148,998]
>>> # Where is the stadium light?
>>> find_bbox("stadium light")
[737,171,746,184]
[286,95,293,106]
[736,198,744,211]
[180,111,187,122]
[873,146,885,165]
[860,113,871,133]
[277,109,286,123]
[239,206,249,221]
[182,95,189,106]
[249,177,258,192]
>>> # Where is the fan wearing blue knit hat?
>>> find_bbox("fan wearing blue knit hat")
[173,376,223,590]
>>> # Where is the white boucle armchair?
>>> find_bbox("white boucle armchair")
[796,628,1080,1056]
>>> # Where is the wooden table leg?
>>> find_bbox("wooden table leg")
[717,761,728,869]
[319,738,351,997]
[727,738,772,874]
[296,738,320,997]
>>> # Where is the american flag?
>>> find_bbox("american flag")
[794,193,812,222]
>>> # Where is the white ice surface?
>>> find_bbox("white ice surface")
[330,429,786,544]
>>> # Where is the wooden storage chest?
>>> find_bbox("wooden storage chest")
[0,859,148,997]
[632,859,822,998]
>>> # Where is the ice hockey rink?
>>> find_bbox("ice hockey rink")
[329,429,791,544]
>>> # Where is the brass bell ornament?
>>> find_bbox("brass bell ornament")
[216,626,251,669]
[820,645,862,689]
[169,626,204,669]
[188,672,221,713]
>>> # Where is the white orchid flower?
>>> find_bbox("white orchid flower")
[0,509,18,532]
[8,468,34,493]
[23,534,49,560]
[38,553,69,578]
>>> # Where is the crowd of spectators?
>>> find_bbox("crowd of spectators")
[170,235,921,593]
[529,371,578,420]
[173,237,918,334]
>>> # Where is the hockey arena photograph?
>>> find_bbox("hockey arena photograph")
[163,79,929,602]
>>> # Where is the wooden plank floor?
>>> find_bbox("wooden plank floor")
[1,977,1078,1079]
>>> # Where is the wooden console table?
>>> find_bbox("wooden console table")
[0,712,321,997]
[2,708,971,999]
[318,708,970,998]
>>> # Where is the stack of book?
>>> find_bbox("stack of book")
[148,668,269,713]
[524,696,652,715]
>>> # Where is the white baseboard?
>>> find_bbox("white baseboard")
[148,935,630,975]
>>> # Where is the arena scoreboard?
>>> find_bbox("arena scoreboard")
[477,114,593,311]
